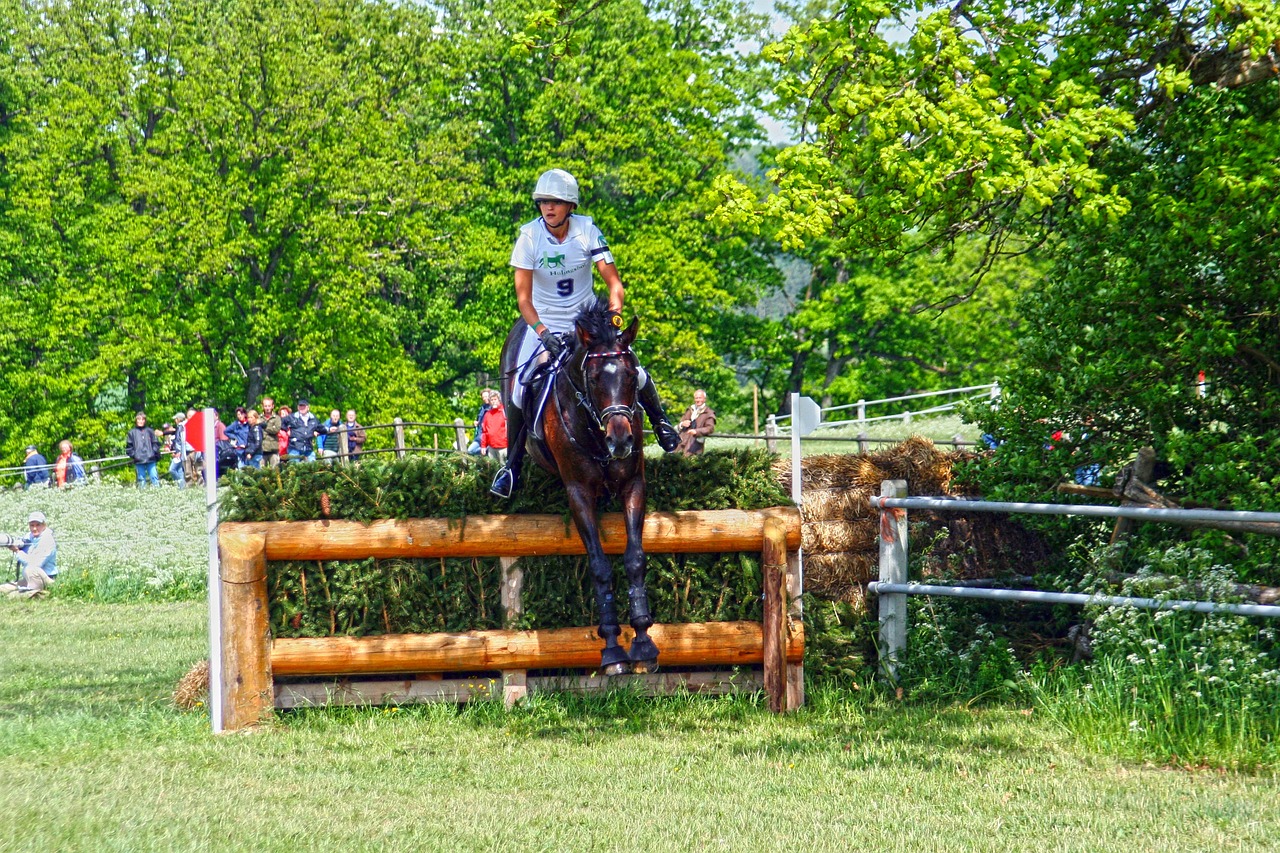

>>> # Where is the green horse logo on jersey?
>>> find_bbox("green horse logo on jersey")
[539,253,567,269]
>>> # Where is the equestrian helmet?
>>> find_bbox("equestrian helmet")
[532,169,579,205]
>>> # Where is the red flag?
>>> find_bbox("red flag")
[186,411,207,453]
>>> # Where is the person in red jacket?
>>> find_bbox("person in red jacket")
[480,397,509,463]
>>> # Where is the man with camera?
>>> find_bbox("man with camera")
[1,511,57,599]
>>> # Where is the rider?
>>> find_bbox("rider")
[490,168,680,498]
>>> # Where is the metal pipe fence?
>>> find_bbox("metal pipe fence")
[870,482,1280,681]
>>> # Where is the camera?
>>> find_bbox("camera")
[0,533,29,549]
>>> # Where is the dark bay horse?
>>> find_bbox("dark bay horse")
[498,298,659,675]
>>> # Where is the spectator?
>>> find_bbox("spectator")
[54,440,86,488]
[22,445,50,490]
[261,397,282,468]
[1,511,57,598]
[276,405,292,461]
[343,409,367,459]
[167,412,193,488]
[317,409,343,460]
[480,395,508,463]
[125,412,162,488]
[225,407,250,463]
[284,399,321,462]
[468,390,493,456]
[244,410,264,468]
[676,389,716,456]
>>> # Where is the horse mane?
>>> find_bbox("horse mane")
[573,297,618,346]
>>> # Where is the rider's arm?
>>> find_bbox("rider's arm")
[597,260,624,314]
[514,267,546,333]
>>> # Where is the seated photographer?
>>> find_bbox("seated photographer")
[1,511,57,599]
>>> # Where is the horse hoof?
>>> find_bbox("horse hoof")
[630,659,659,675]
[603,661,632,677]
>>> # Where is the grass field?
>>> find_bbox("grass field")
[2,599,1277,852]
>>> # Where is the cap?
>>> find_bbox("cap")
[297,398,310,407]
[25,444,38,453]
[28,511,46,524]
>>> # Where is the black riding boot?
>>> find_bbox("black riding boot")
[490,407,527,499]
[637,378,680,452]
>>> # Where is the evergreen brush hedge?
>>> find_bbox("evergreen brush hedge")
[220,450,791,638]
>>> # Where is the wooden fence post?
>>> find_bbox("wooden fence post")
[858,432,869,455]
[454,418,468,453]
[877,479,908,682]
[219,531,273,731]
[338,428,350,465]
[500,556,526,708]
[1110,446,1155,545]
[765,415,778,454]
[785,546,804,712]
[393,418,406,459]
[762,517,788,713]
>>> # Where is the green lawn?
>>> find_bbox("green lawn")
[1,599,1276,852]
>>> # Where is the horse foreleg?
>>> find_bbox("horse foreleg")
[620,478,659,673]
[566,486,630,677]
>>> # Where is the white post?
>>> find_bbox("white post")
[877,479,908,682]
[204,407,223,733]
[765,415,778,453]
[788,393,805,651]
[857,399,866,425]
[789,392,802,506]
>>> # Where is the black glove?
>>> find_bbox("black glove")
[539,329,564,357]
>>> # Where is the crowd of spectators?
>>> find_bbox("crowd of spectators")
[12,397,368,490]
[14,387,714,491]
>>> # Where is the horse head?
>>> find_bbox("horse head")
[573,299,641,461]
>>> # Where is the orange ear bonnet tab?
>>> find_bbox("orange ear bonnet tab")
[611,314,623,328]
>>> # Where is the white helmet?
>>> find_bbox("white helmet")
[532,169,579,205]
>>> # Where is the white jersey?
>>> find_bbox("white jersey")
[510,214,615,332]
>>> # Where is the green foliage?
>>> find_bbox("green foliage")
[0,0,781,462]
[1031,546,1280,769]
[220,448,789,521]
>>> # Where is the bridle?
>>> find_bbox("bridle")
[554,343,641,466]
[568,347,641,429]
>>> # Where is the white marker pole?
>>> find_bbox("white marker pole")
[203,408,223,734]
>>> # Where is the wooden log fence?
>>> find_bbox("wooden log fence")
[216,507,803,731]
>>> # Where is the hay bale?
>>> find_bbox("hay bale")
[800,487,876,523]
[173,659,209,710]
[803,519,878,553]
[803,552,877,599]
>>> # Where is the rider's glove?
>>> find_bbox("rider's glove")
[539,329,564,357]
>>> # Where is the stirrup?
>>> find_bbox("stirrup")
[652,420,680,453]
[490,466,516,499]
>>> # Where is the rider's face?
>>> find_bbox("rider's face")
[537,199,573,228]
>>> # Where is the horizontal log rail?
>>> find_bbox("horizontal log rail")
[273,621,805,677]
[220,507,801,561]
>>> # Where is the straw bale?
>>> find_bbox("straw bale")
[173,659,209,710]
[803,552,877,599]
[803,519,878,554]
[800,487,876,523]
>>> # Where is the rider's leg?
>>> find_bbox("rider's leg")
[636,367,680,452]
[489,406,526,498]
[491,327,541,499]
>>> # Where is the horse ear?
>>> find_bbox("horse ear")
[577,323,593,347]
[619,317,639,346]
